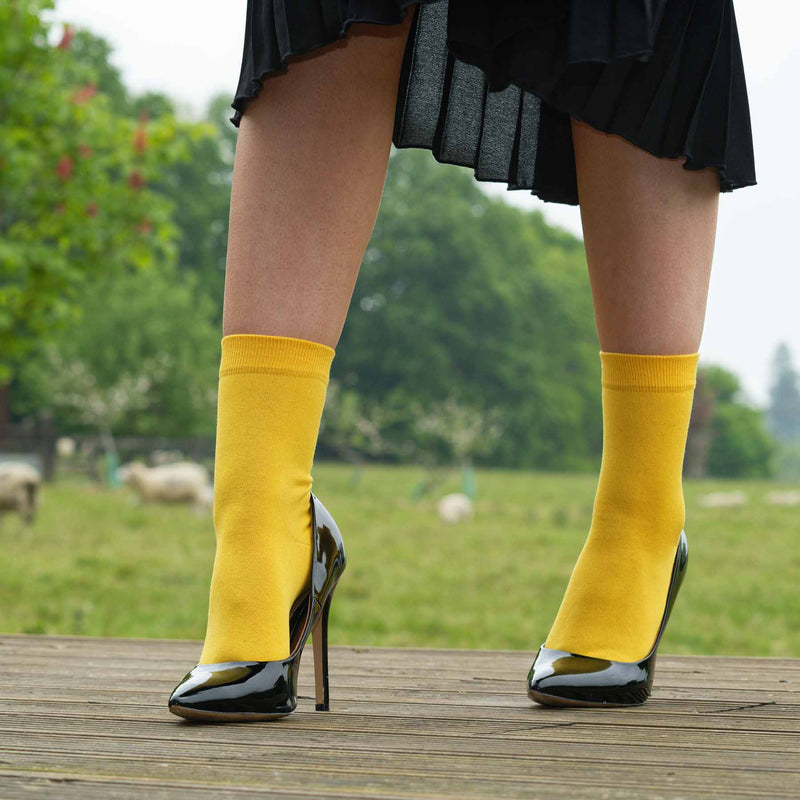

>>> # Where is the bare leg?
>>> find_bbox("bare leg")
[572,118,719,355]
[543,119,719,663]
[223,10,417,347]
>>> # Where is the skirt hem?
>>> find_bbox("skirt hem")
[230,0,757,205]
[230,1,420,128]
[394,71,757,206]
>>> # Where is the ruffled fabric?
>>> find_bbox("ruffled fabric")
[231,0,757,206]
[567,0,669,63]
[231,0,421,126]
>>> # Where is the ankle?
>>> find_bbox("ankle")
[588,493,685,544]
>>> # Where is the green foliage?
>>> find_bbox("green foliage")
[64,28,129,113]
[332,149,601,469]
[698,365,776,478]
[707,404,776,479]
[148,99,233,318]
[774,441,800,480]
[206,91,238,160]
[702,364,741,404]
[13,264,220,436]
[0,0,190,380]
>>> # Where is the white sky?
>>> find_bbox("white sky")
[52,0,800,405]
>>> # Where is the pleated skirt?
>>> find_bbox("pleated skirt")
[230,0,757,205]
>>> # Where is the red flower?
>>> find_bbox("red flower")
[133,124,147,154]
[138,217,153,235]
[85,202,99,217]
[128,170,146,190]
[78,143,93,159]
[72,84,98,105]
[56,156,73,181]
[57,25,75,50]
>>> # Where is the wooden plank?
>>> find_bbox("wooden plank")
[0,771,789,800]
[1,714,798,757]
[4,652,800,682]
[0,775,320,800]
[0,635,798,800]
[1,691,798,728]
[1,679,798,711]
[1,677,796,708]
[1,669,796,699]
[2,635,798,669]
[4,699,800,732]
[1,749,798,799]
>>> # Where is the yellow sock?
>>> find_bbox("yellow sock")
[544,350,699,662]
[199,334,335,664]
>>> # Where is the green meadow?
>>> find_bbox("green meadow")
[1,462,797,657]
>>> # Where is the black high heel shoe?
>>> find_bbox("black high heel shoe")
[168,491,346,721]
[527,529,688,708]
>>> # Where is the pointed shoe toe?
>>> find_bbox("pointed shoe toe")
[168,661,297,721]
[528,529,689,708]
[527,647,652,707]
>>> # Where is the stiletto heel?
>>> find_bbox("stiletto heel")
[312,591,333,711]
[527,529,688,707]
[168,491,346,721]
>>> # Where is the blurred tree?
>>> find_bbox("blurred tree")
[685,370,717,478]
[411,396,504,466]
[708,403,775,479]
[767,342,800,443]
[332,148,601,469]
[698,365,776,478]
[206,91,238,162]
[774,442,800,480]
[147,95,233,319]
[131,91,175,121]
[63,27,234,319]
[0,0,186,404]
[700,365,740,404]
[64,29,129,113]
[319,378,412,463]
[14,265,220,437]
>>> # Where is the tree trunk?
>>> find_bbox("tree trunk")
[0,384,10,426]
[685,372,716,479]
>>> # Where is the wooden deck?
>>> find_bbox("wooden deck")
[0,635,798,799]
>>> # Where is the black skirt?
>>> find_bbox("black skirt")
[230,0,757,206]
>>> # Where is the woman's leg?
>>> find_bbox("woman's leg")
[224,13,416,347]
[200,9,417,665]
[544,118,719,662]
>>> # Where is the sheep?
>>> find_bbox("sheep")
[697,491,748,508]
[151,449,185,466]
[766,490,800,506]
[437,492,474,523]
[0,462,41,524]
[121,461,212,510]
[56,437,76,457]
[192,482,215,514]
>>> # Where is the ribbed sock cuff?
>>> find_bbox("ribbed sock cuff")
[600,350,699,392]
[220,334,335,383]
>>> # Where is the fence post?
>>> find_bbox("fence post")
[38,414,57,482]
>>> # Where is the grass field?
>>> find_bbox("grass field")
[1,462,798,657]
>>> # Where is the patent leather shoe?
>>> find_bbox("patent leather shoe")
[528,529,688,707]
[168,491,346,721]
